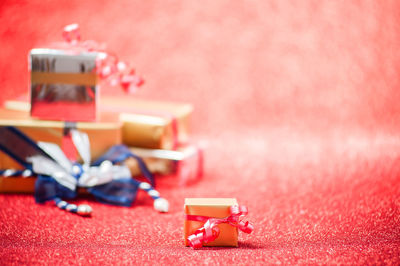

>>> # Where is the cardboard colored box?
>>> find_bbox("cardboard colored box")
[0,108,120,171]
[0,107,121,193]
[6,97,193,150]
[30,48,100,122]
[101,97,193,150]
[184,198,239,247]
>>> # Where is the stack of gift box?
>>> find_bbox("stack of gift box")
[0,30,202,194]
[0,25,254,247]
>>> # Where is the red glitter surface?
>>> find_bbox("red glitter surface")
[1,1,400,264]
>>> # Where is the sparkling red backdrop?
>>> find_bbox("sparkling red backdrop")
[1,1,400,264]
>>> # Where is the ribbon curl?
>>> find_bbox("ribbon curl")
[186,205,254,249]
[59,23,144,93]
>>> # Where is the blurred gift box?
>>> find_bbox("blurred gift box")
[101,96,193,150]
[1,97,202,192]
[30,48,99,122]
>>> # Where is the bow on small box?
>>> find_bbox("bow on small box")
[186,205,254,249]
[0,126,169,216]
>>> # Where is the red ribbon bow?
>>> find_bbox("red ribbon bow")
[186,205,254,249]
[61,23,144,93]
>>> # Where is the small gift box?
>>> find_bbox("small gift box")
[30,48,99,122]
[101,97,193,150]
[184,198,253,248]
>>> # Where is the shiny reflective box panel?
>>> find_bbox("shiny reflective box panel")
[30,48,99,122]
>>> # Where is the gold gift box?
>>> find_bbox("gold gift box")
[101,97,193,150]
[0,107,120,193]
[184,198,239,247]
[6,97,193,150]
[0,108,120,168]
[1,97,195,192]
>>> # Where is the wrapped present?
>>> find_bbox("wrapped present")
[3,101,201,184]
[129,144,203,185]
[30,48,99,121]
[101,97,193,150]
[0,126,168,215]
[0,107,120,171]
[30,24,143,122]
[7,97,193,150]
[184,198,253,248]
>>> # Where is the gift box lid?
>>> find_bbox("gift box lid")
[184,198,238,218]
[185,198,237,206]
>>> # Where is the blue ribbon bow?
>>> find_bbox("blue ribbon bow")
[0,126,155,207]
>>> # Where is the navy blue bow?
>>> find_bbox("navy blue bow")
[0,126,156,208]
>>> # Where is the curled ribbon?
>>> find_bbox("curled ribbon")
[186,205,254,249]
[60,23,144,93]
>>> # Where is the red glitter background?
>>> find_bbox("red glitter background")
[1,1,400,264]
